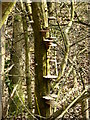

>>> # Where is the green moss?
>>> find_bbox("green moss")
[14,15,21,22]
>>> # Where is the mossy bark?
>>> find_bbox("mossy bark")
[0,2,16,29]
[0,25,5,119]
[31,1,50,118]
[22,5,33,119]
[9,6,24,114]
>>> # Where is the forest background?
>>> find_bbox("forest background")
[0,0,90,120]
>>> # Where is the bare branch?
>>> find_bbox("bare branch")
[46,89,90,120]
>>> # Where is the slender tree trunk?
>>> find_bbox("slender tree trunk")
[0,2,16,29]
[0,24,5,119]
[1,25,7,119]
[82,5,90,119]
[0,32,2,119]
[81,83,90,119]
[0,2,1,117]
[22,4,33,119]
[31,1,50,118]
[9,5,24,114]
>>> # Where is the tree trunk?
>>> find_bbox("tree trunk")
[22,3,33,119]
[0,2,16,29]
[0,25,5,119]
[31,1,50,118]
[9,5,24,114]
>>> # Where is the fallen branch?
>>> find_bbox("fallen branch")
[46,89,90,120]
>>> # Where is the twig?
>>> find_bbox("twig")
[55,0,74,84]
[70,35,90,48]
[16,90,39,120]
[47,89,88,120]
[4,64,14,74]
[74,11,90,27]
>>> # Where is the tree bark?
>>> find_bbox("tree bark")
[0,2,16,29]
[0,25,5,119]
[22,3,33,119]
[31,1,50,118]
[9,5,24,114]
